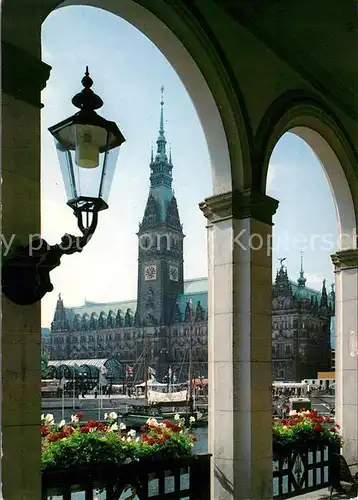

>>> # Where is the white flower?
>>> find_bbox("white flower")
[127,429,136,438]
[109,411,118,420]
[41,414,45,422]
[71,414,79,423]
[189,416,196,424]
[121,436,126,441]
[146,418,158,426]
[109,423,118,432]
[135,437,140,442]
[119,422,126,430]
[127,437,132,442]
[104,413,108,420]
[89,428,96,433]
[58,420,66,429]
[44,414,55,425]
[289,410,297,416]
[174,413,180,421]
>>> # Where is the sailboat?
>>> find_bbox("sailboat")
[146,333,206,425]
[120,339,164,428]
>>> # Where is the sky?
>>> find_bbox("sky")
[40,5,338,327]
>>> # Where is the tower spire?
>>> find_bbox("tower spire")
[297,251,306,288]
[156,85,167,160]
[320,278,328,307]
[160,85,164,133]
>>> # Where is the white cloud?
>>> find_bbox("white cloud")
[266,163,278,194]
[42,49,53,64]
[305,273,327,289]
[41,199,78,244]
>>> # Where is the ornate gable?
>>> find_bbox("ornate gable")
[166,195,182,230]
[140,194,160,230]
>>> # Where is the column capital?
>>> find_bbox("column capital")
[331,248,358,271]
[2,42,51,108]
[199,189,279,225]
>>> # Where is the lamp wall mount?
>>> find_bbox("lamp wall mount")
[2,229,94,306]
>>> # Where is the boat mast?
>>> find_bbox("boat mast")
[144,330,148,400]
[188,303,195,413]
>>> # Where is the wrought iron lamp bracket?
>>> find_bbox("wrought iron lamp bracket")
[1,215,96,306]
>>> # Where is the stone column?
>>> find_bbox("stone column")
[1,41,51,499]
[331,249,358,464]
[199,189,278,500]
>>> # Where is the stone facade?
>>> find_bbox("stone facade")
[49,96,333,381]
[272,260,334,381]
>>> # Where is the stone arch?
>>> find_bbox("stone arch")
[37,0,252,192]
[255,91,357,247]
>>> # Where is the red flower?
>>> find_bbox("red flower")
[87,420,100,428]
[163,420,180,432]
[76,412,84,420]
[313,424,322,432]
[41,426,49,437]
[80,426,90,433]
[62,427,73,437]
[47,432,61,442]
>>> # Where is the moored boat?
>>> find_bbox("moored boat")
[120,405,163,428]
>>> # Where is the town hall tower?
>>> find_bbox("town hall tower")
[135,87,184,326]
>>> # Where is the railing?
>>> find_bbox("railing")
[42,445,336,499]
[42,453,211,500]
[273,444,338,498]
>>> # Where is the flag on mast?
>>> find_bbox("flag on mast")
[59,376,66,389]
[99,365,108,387]
[148,366,156,381]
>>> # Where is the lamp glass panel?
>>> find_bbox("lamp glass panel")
[57,146,105,201]
[99,145,121,204]
[55,139,78,201]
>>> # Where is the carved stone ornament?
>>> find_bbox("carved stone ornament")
[199,189,279,225]
[331,248,358,271]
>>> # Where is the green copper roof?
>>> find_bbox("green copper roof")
[150,185,174,221]
[183,277,208,294]
[290,281,334,307]
[61,275,333,326]
[65,299,137,325]
[177,291,208,319]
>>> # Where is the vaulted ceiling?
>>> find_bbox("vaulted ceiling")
[215,0,358,119]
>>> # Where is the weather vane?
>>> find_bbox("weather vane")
[278,257,286,267]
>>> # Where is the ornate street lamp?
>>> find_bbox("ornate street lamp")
[2,67,125,306]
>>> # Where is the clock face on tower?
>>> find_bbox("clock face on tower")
[169,265,179,282]
[144,265,157,281]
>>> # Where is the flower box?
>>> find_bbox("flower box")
[41,411,210,498]
[272,408,342,459]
